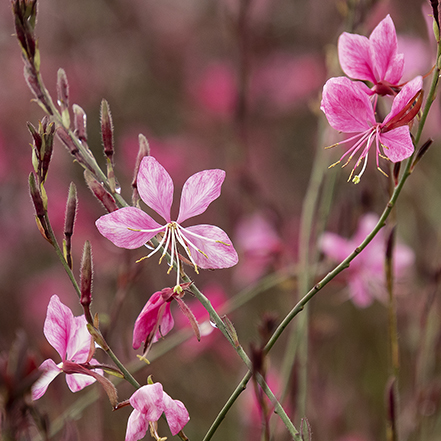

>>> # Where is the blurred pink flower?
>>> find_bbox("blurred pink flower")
[96,156,238,285]
[338,15,404,96]
[320,214,415,308]
[32,295,101,400]
[321,75,422,183]
[125,382,189,441]
[234,213,281,286]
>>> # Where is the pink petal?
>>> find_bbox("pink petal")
[65,371,97,393]
[394,243,415,275]
[65,315,92,363]
[370,15,403,84]
[180,224,238,269]
[125,409,148,441]
[96,207,163,249]
[379,126,414,162]
[177,169,225,223]
[162,392,190,435]
[32,358,61,400]
[320,77,375,133]
[137,156,174,222]
[153,302,174,343]
[338,33,375,83]
[383,76,423,124]
[130,383,165,421]
[43,295,74,360]
[348,277,374,308]
[319,233,352,262]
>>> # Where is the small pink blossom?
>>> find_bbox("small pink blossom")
[32,295,101,400]
[320,214,415,308]
[125,382,189,441]
[338,15,404,95]
[320,75,422,182]
[96,156,238,285]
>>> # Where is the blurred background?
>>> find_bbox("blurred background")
[1,0,441,440]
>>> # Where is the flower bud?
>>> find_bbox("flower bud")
[84,170,119,213]
[72,104,87,142]
[63,183,77,269]
[80,240,93,324]
[132,134,150,205]
[57,68,70,128]
[100,99,114,162]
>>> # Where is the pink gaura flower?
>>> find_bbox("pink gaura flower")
[125,382,189,441]
[320,75,423,182]
[320,214,415,308]
[32,295,101,400]
[96,156,238,285]
[338,15,404,95]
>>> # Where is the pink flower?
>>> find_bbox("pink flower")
[125,382,189,441]
[320,75,422,182]
[338,15,404,96]
[320,214,415,308]
[32,295,101,400]
[96,156,238,285]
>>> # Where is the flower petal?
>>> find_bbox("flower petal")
[320,77,375,133]
[180,224,238,269]
[162,391,190,435]
[177,169,225,223]
[383,76,423,125]
[31,359,62,400]
[65,371,97,393]
[319,232,352,262]
[43,295,74,360]
[96,207,163,249]
[137,156,174,222]
[338,33,375,83]
[370,15,403,85]
[125,409,148,441]
[65,315,92,363]
[130,383,165,420]
[379,126,414,162]
[132,292,173,350]
[153,302,174,343]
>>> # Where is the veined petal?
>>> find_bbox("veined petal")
[379,126,414,162]
[180,224,238,269]
[132,292,170,349]
[153,302,174,343]
[125,409,148,441]
[32,358,62,400]
[338,33,375,83]
[162,392,190,436]
[177,169,225,223]
[65,371,97,393]
[137,156,174,222]
[66,315,91,363]
[130,383,165,421]
[383,76,423,125]
[43,295,74,360]
[96,207,163,249]
[320,77,375,133]
[370,15,403,84]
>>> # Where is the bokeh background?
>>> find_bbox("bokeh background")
[1,0,441,440]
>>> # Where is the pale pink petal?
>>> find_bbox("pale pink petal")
[353,214,380,243]
[32,359,61,400]
[370,15,403,84]
[130,383,165,421]
[125,409,148,441]
[65,371,97,393]
[383,76,423,124]
[320,233,352,262]
[338,33,375,83]
[66,315,91,363]
[137,156,174,222]
[132,292,166,349]
[348,277,374,308]
[162,392,190,435]
[177,169,225,223]
[320,77,375,133]
[379,126,414,162]
[394,243,415,274]
[43,295,74,360]
[181,224,239,269]
[96,207,163,249]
